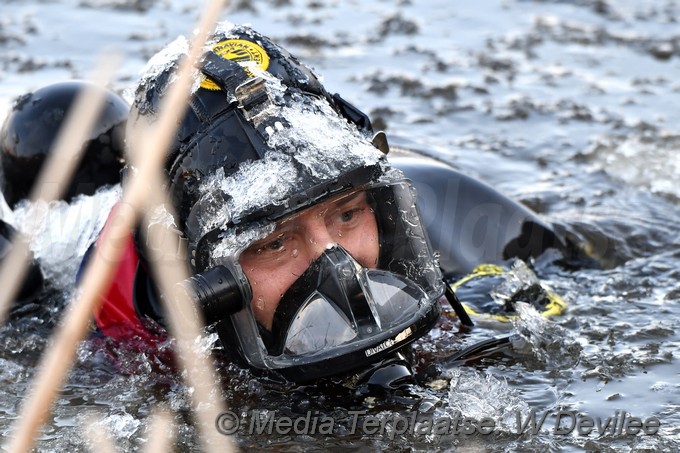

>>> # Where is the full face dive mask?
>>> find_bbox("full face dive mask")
[191,173,445,383]
[129,23,444,382]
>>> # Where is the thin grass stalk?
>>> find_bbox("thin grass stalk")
[124,0,234,446]
[140,174,234,451]
[82,414,120,453]
[142,409,175,453]
[4,0,228,451]
[0,54,119,323]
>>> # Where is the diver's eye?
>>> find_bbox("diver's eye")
[253,234,286,255]
[266,237,285,251]
[340,209,356,222]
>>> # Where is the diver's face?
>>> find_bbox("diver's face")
[239,191,380,331]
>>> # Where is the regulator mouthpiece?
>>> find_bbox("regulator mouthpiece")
[178,265,244,325]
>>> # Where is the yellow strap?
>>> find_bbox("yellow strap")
[448,264,567,322]
[450,264,505,290]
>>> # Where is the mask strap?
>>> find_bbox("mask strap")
[199,51,250,97]
[444,283,474,328]
[200,51,274,124]
[445,335,514,364]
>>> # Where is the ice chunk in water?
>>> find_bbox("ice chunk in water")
[590,135,680,200]
[13,186,121,292]
[512,302,582,368]
[446,367,531,432]
[489,259,540,303]
[83,411,142,446]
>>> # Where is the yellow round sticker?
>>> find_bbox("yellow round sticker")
[200,39,270,91]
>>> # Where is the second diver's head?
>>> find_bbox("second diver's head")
[0,80,128,207]
[128,22,444,383]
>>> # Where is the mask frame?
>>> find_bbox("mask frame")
[192,172,444,383]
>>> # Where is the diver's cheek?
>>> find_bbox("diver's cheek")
[243,268,275,330]
[245,253,312,331]
[243,263,285,331]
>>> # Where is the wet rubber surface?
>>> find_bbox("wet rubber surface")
[1,0,679,451]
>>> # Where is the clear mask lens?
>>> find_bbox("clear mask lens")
[284,294,358,355]
[281,269,426,355]
[362,270,425,328]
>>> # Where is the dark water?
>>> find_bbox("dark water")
[1,0,679,451]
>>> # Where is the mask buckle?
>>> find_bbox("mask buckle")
[235,77,274,124]
[199,51,274,124]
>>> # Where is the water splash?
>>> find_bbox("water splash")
[587,133,680,200]
[511,302,582,369]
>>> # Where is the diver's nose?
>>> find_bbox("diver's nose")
[303,215,336,260]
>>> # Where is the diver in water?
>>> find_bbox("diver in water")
[2,24,573,386]
[91,23,573,386]
[0,80,128,209]
[0,81,128,305]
